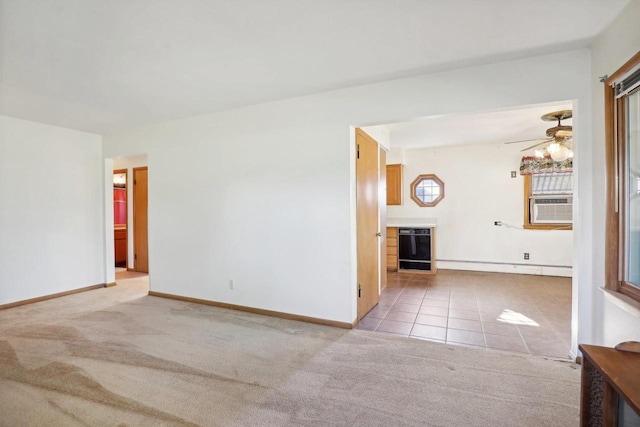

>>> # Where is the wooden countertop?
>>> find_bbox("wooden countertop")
[387,218,437,228]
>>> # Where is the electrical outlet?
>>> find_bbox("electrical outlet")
[229,279,234,290]
[511,171,517,178]
[524,253,530,260]
[494,221,502,226]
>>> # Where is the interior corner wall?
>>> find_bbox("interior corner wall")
[0,115,104,305]
[103,49,592,325]
[589,0,640,347]
[388,143,573,276]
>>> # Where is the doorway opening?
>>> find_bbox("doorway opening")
[113,169,127,271]
[108,154,149,284]
[353,101,576,360]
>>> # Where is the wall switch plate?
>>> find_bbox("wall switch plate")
[229,279,234,289]
[511,171,517,178]
[524,253,530,260]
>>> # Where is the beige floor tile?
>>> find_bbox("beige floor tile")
[383,271,571,357]
[396,296,425,305]
[389,303,421,314]
[481,321,520,337]
[385,311,418,323]
[449,299,478,310]
[415,314,448,327]
[446,329,485,347]
[448,308,480,321]
[419,305,449,317]
[479,309,506,322]
[411,324,447,341]
[477,302,507,311]
[365,306,389,319]
[356,317,382,331]
[410,336,445,344]
[448,318,482,332]
[425,291,450,300]
[376,329,410,338]
[421,298,449,308]
[377,320,413,335]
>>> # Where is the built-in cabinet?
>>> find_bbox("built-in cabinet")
[386,227,398,271]
[386,164,403,205]
[114,228,127,267]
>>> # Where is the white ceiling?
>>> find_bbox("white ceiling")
[386,102,573,150]
[0,0,628,135]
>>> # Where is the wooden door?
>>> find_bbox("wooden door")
[133,167,149,273]
[379,149,387,291]
[356,129,380,320]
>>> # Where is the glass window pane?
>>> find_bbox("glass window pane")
[411,174,444,207]
[626,90,640,287]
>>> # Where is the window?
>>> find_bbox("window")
[523,172,573,230]
[605,51,640,302]
[531,173,573,195]
[410,174,444,207]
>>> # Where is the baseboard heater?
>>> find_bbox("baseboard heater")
[437,259,571,269]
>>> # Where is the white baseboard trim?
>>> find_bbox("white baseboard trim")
[437,260,572,277]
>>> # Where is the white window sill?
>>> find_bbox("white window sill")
[599,287,640,317]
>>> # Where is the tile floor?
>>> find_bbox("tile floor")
[357,270,572,359]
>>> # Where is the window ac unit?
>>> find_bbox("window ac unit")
[530,195,573,224]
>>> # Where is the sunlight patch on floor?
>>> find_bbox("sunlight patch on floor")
[497,309,539,327]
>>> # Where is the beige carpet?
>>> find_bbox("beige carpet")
[0,277,580,426]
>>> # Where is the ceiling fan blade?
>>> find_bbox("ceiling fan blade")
[503,137,547,145]
[521,138,553,152]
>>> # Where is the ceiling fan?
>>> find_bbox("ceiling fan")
[505,110,573,161]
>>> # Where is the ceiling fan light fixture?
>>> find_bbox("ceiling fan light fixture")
[547,141,561,153]
[549,144,570,162]
[507,109,574,158]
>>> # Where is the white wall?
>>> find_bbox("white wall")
[0,115,104,305]
[388,143,573,276]
[387,147,404,165]
[589,0,640,347]
[104,49,592,330]
[360,125,391,151]
[113,154,148,269]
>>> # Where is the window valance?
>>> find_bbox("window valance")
[520,155,573,175]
